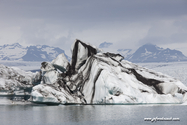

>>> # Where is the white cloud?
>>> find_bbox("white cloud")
[0,0,187,56]
[0,26,21,44]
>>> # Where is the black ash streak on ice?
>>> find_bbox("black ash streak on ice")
[129,69,163,94]
[72,41,99,103]
[70,39,97,75]
[94,52,163,94]
[91,68,103,103]
[101,52,164,93]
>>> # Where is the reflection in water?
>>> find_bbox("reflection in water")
[0,105,186,125]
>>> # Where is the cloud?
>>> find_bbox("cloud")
[138,16,187,46]
[0,0,187,56]
[1,0,187,22]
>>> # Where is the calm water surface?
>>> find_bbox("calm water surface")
[0,104,186,125]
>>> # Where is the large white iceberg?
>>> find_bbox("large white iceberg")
[31,39,187,105]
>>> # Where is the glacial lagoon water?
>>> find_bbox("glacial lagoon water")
[0,104,186,125]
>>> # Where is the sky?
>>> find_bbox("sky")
[0,0,187,56]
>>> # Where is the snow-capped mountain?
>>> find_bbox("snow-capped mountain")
[126,43,187,63]
[0,43,27,60]
[99,42,113,48]
[0,43,70,61]
[98,42,187,63]
[117,49,134,59]
[22,45,69,61]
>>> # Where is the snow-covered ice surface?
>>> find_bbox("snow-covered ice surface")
[0,43,27,60]
[0,61,41,71]
[138,62,187,86]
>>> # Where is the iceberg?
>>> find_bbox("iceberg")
[1,39,187,105]
[0,64,34,104]
[0,64,33,90]
[30,39,187,105]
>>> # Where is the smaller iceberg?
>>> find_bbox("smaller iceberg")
[0,64,34,104]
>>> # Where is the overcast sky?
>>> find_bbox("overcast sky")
[0,0,187,56]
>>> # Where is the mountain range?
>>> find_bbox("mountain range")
[99,42,187,63]
[126,43,187,63]
[0,43,70,61]
[1,42,187,63]
[99,42,113,48]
